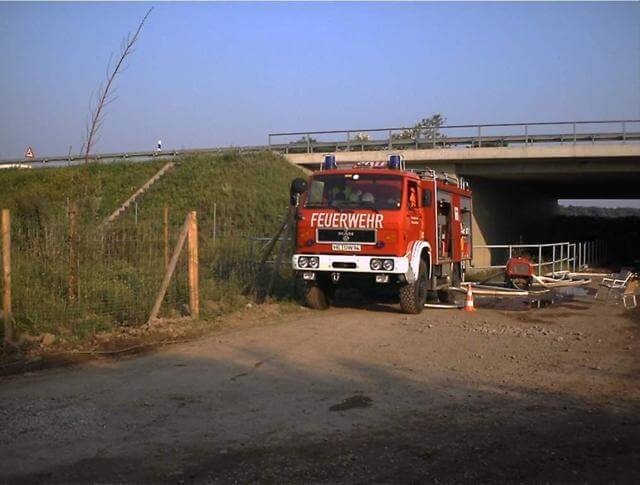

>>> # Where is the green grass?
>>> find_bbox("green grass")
[0,151,307,344]
[115,151,306,237]
[0,159,167,223]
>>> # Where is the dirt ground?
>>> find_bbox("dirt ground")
[1,283,639,484]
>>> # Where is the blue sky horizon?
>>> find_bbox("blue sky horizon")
[1,2,639,208]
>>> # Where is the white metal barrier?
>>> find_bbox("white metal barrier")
[473,240,607,275]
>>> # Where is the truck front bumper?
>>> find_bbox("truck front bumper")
[292,254,410,275]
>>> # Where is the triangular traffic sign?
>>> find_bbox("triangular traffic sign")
[25,146,34,159]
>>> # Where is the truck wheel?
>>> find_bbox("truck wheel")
[400,259,428,314]
[438,263,462,303]
[305,283,330,310]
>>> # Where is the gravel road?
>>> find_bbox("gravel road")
[1,289,639,484]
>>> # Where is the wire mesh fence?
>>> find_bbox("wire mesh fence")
[1,208,295,341]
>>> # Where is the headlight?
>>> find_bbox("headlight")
[382,259,394,271]
[309,257,319,268]
[298,256,309,268]
[370,259,382,271]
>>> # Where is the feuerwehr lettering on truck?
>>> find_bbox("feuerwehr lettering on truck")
[310,212,384,229]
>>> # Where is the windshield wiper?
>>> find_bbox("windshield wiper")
[360,202,379,213]
[306,203,348,213]
[334,200,378,213]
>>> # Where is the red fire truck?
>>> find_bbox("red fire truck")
[291,154,473,314]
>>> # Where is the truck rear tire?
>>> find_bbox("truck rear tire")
[400,259,428,314]
[305,283,330,310]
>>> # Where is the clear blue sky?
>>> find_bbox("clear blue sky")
[1,1,639,159]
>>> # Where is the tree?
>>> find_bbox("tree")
[352,132,371,142]
[82,8,153,169]
[392,114,446,142]
[292,135,317,145]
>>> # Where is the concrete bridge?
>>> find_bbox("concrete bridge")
[271,120,640,266]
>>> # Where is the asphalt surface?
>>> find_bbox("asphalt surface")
[1,289,639,484]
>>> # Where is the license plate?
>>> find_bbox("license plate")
[332,244,361,252]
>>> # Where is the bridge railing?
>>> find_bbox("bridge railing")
[0,144,270,169]
[4,119,639,168]
[472,240,607,276]
[268,120,640,154]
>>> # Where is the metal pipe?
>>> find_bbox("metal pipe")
[585,242,589,267]
[577,243,581,269]
[424,303,464,309]
[538,246,542,275]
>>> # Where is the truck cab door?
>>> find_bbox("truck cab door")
[405,180,423,245]
[437,192,453,261]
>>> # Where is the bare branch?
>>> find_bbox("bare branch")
[82,7,153,170]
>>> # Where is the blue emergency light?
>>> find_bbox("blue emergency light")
[388,154,402,170]
[323,154,337,170]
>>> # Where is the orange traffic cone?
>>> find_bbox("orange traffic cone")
[464,285,476,312]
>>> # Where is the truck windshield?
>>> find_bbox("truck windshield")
[306,174,403,210]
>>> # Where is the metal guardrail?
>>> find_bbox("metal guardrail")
[3,119,638,169]
[0,145,270,169]
[268,119,640,154]
[473,240,607,275]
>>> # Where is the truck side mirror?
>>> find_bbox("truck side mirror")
[422,189,432,207]
[290,177,308,206]
[290,178,308,195]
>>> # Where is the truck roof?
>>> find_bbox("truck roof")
[312,167,419,178]
[312,167,472,195]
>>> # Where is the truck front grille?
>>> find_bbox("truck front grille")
[317,229,375,244]
[332,262,357,269]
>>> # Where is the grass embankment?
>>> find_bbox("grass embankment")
[0,152,307,347]
[0,160,167,222]
[116,151,303,236]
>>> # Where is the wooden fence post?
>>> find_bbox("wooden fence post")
[188,211,199,319]
[68,201,78,303]
[148,214,190,325]
[2,209,13,344]
[163,205,169,269]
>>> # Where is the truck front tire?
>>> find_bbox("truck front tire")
[304,283,330,310]
[399,259,428,314]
